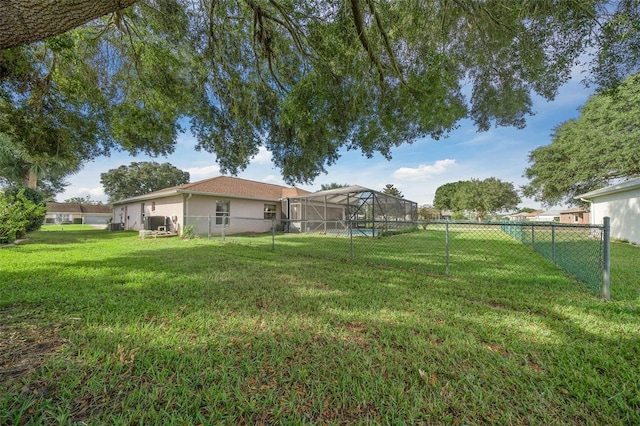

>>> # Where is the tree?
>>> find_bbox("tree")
[64,196,102,205]
[453,178,521,221]
[2,1,639,89]
[101,162,189,202]
[435,178,520,221]
[523,72,640,206]
[2,1,640,188]
[382,184,403,198]
[320,183,349,191]
[418,204,440,225]
[433,181,466,211]
[0,1,138,50]
[0,132,81,196]
[1,16,194,198]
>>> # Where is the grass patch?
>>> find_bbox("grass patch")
[1,229,639,424]
[40,224,107,231]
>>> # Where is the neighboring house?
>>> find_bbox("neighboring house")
[45,202,113,225]
[559,207,590,224]
[576,177,640,244]
[111,176,311,235]
[508,210,544,221]
[535,210,562,222]
[439,210,453,221]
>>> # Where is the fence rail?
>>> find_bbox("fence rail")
[182,216,611,299]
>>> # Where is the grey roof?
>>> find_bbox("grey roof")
[575,177,640,200]
[536,210,563,217]
[291,185,413,205]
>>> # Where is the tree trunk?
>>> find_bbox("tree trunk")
[0,0,138,50]
[27,171,37,189]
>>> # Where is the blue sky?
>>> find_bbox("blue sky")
[59,67,594,209]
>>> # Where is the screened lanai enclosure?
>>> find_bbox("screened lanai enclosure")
[283,185,418,236]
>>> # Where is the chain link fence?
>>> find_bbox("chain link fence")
[183,216,611,299]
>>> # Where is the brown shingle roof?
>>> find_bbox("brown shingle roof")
[46,202,112,214]
[145,176,311,200]
[46,202,81,213]
[282,187,312,197]
[560,206,589,214]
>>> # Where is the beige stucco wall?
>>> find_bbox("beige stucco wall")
[114,194,282,235]
[589,188,640,245]
[113,194,183,232]
[185,195,280,236]
[144,195,184,233]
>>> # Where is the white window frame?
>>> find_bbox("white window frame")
[264,204,277,220]
[216,200,230,225]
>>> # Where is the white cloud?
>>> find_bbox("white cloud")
[456,132,494,147]
[185,165,220,180]
[175,132,198,147]
[59,186,106,203]
[392,159,456,181]
[262,174,277,182]
[251,146,273,165]
[85,187,106,198]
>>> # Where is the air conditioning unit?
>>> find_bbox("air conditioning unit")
[145,216,168,231]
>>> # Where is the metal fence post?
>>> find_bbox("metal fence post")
[349,220,354,260]
[603,217,611,300]
[445,222,450,276]
[531,224,535,249]
[271,218,275,251]
[221,216,226,242]
[551,224,556,265]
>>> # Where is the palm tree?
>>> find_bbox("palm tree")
[0,134,81,191]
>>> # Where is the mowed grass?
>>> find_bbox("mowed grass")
[1,229,639,424]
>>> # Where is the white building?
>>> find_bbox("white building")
[534,210,562,222]
[576,178,640,245]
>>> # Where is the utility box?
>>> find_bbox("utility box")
[109,223,124,231]
[145,216,170,231]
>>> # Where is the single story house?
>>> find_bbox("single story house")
[111,176,311,235]
[576,177,640,245]
[559,206,590,224]
[111,176,419,237]
[534,210,562,222]
[45,202,113,225]
[508,210,544,221]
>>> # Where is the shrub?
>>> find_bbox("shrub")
[379,226,420,238]
[182,223,197,240]
[1,186,47,233]
[0,188,46,244]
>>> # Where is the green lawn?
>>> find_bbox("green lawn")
[1,229,639,424]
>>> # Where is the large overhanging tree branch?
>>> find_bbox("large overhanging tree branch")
[1,0,640,193]
[523,72,640,206]
[0,0,138,50]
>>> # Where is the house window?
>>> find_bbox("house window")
[152,201,156,211]
[264,204,277,220]
[290,204,301,220]
[216,200,230,225]
[574,213,579,223]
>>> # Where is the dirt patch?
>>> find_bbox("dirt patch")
[0,320,67,383]
[0,238,26,248]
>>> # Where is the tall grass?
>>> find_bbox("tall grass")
[1,229,639,424]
